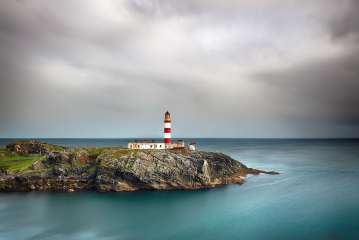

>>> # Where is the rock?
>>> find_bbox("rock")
[46,151,71,165]
[94,149,269,191]
[0,141,278,192]
[6,141,66,155]
[75,150,90,164]
[0,168,8,176]
[53,167,67,176]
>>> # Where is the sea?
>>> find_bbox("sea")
[0,138,359,240]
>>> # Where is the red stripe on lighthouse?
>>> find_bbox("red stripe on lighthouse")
[164,138,171,144]
[164,128,171,133]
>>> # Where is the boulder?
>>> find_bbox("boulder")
[75,150,90,164]
[95,149,250,191]
[6,141,66,155]
[46,151,71,165]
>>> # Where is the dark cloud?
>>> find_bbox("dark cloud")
[253,47,359,135]
[329,0,359,41]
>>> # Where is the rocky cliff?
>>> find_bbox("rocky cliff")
[0,141,278,192]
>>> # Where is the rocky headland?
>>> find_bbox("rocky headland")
[0,141,278,192]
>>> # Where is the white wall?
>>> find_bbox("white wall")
[128,143,165,149]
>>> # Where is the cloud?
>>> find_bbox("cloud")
[253,47,359,133]
[0,0,358,137]
[329,0,359,41]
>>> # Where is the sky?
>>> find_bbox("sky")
[0,0,359,138]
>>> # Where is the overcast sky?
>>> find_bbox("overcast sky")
[0,0,359,138]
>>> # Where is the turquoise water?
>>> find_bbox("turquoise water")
[1,139,359,240]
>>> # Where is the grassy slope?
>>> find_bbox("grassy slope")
[0,146,134,173]
[0,148,43,173]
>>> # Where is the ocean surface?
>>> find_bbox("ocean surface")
[1,138,359,240]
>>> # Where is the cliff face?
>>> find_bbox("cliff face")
[0,141,278,192]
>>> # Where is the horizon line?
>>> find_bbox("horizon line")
[1,137,359,140]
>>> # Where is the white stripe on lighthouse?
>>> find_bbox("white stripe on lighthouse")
[164,122,171,128]
[164,133,171,138]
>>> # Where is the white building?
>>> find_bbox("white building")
[128,140,185,150]
[189,143,196,151]
[128,142,165,150]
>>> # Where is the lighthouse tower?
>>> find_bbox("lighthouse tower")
[164,111,171,146]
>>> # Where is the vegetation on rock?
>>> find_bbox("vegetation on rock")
[0,148,43,173]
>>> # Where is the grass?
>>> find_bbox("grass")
[86,147,107,158]
[73,147,127,159]
[87,164,97,175]
[0,148,43,173]
[0,145,136,173]
[112,149,132,158]
[97,149,134,168]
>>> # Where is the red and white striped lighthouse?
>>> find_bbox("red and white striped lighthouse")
[164,111,171,145]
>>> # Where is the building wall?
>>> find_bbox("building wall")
[128,143,165,150]
[189,144,196,151]
[128,142,186,150]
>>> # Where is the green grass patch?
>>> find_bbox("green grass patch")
[0,148,43,173]
[112,149,132,158]
[87,164,97,175]
[0,148,7,155]
[87,147,107,158]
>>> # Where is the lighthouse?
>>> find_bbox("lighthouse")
[128,111,192,150]
[164,111,171,146]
